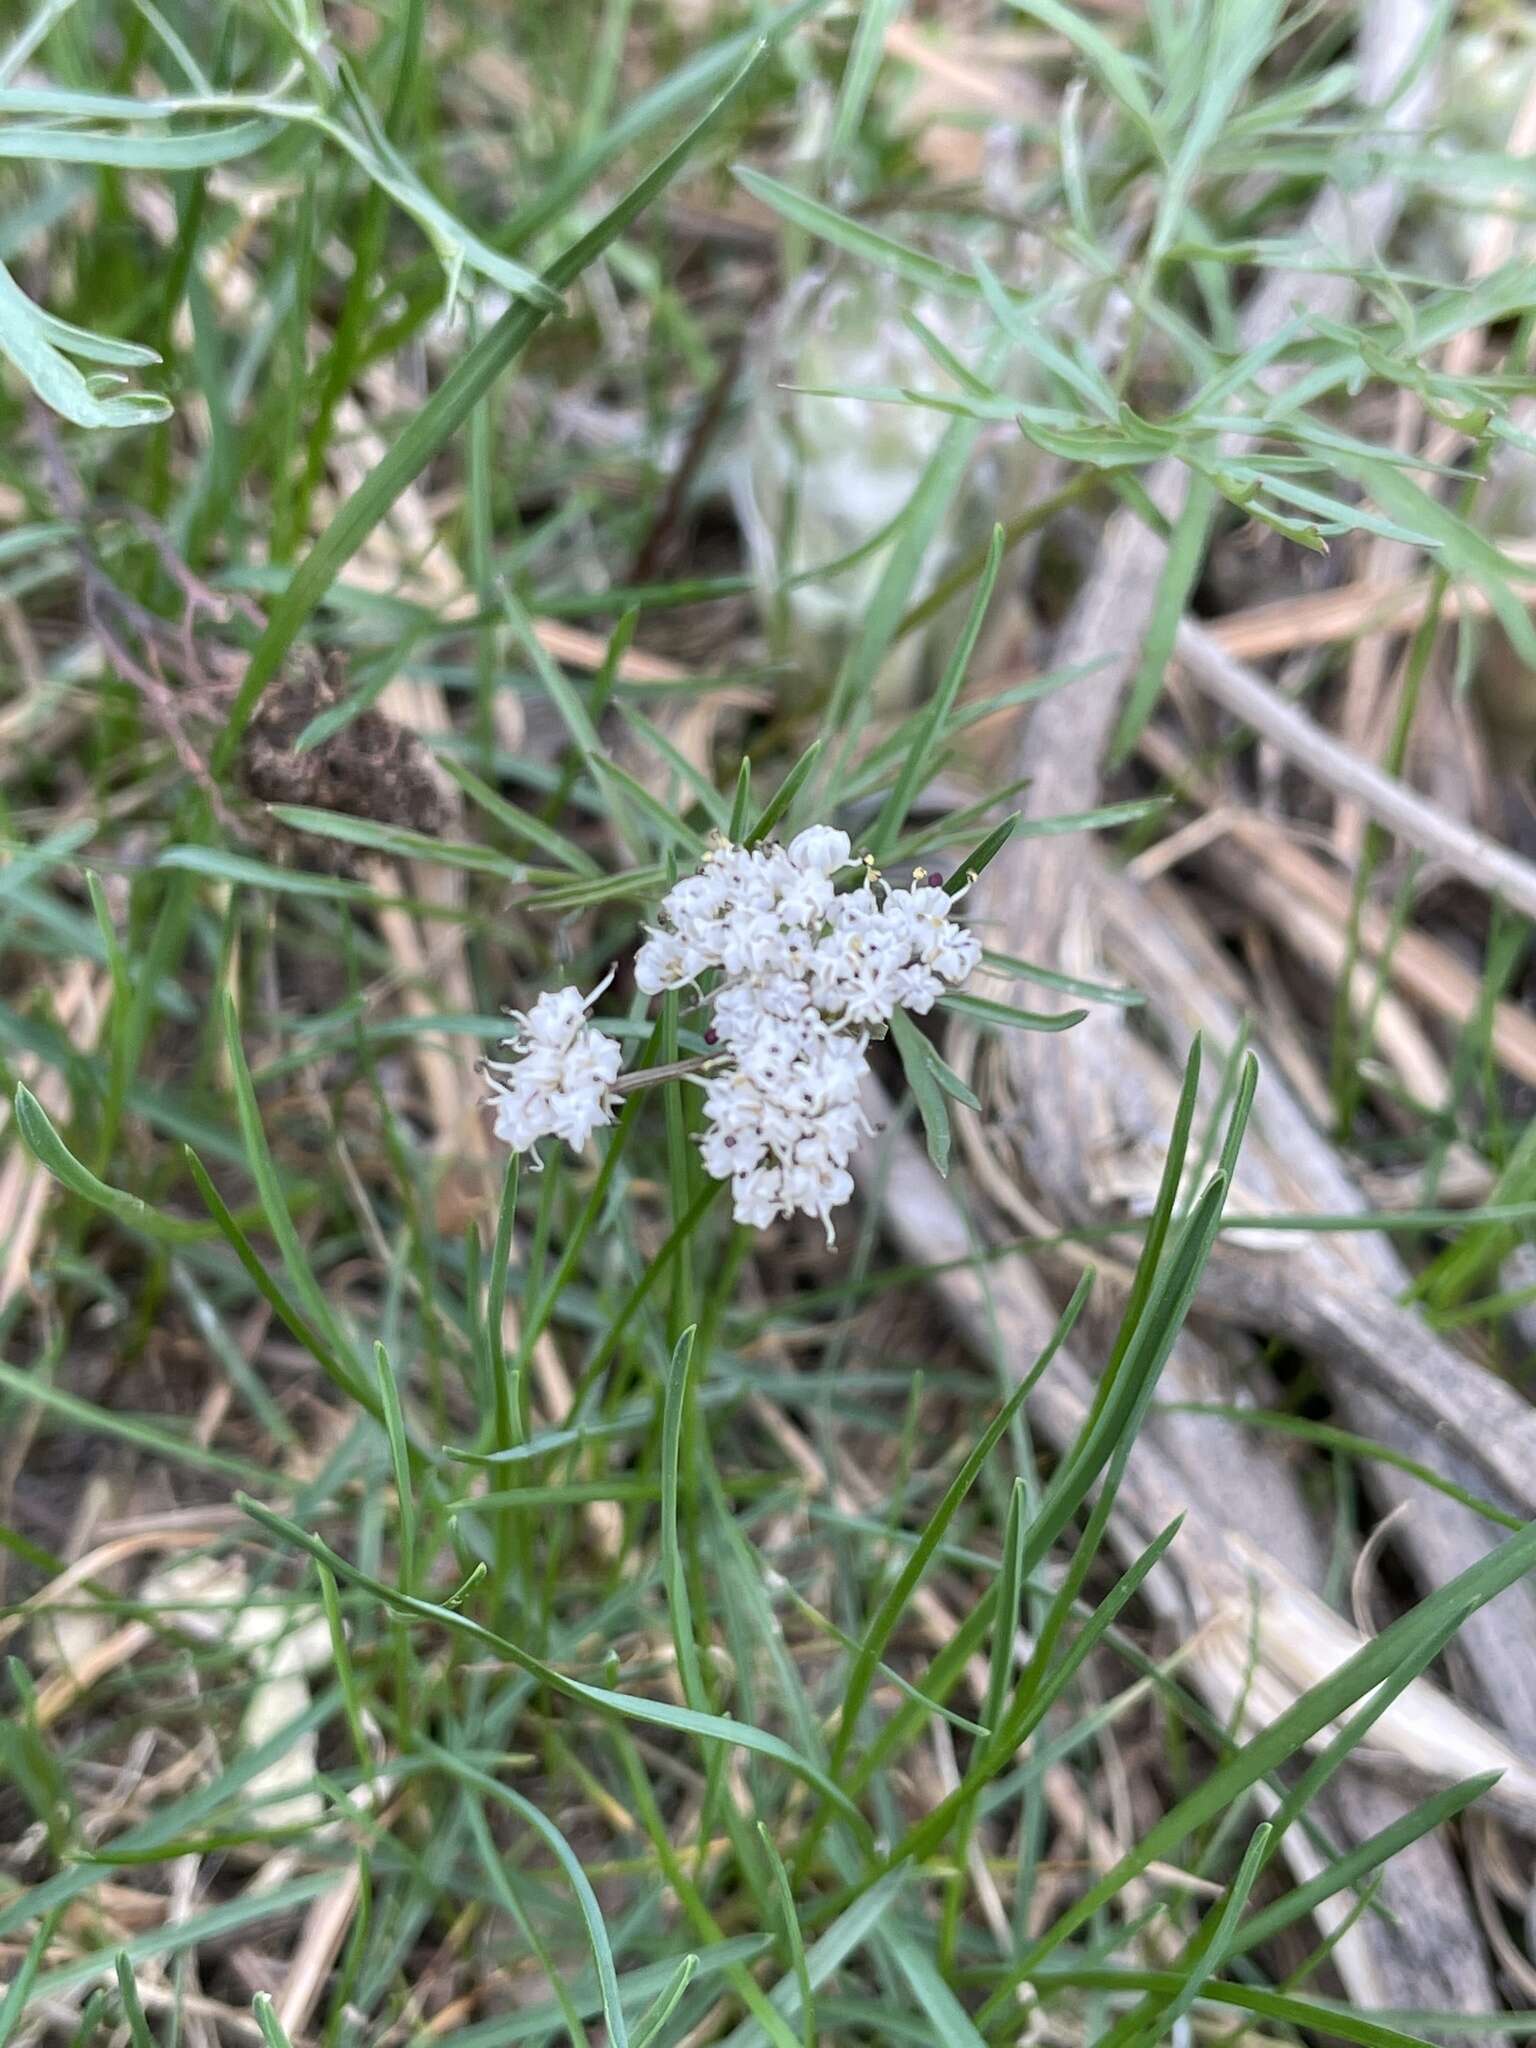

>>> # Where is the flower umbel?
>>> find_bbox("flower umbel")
[487,830,981,1244]
[637,831,979,1242]
[484,978,622,1164]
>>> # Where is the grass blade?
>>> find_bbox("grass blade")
[14,1084,213,1245]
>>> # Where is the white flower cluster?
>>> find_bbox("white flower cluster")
[485,980,622,1164]
[635,827,980,1241]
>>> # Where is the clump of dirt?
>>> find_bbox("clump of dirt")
[235,649,453,872]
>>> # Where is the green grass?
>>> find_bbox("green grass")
[3,2,1536,2044]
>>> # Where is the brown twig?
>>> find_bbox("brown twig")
[1172,613,1536,923]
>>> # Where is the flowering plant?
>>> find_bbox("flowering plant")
[485,826,980,1242]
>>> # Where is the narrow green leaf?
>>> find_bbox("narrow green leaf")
[221,992,349,1358]
[503,0,826,248]
[261,804,540,880]
[883,1937,989,2048]
[758,1823,815,2048]
[1029,1964,1440,2048]
[631,1956,700,2048]
[747,737,823,846]
[622,712,737,831]
[993,1514,1536,1998]
[439,757,601,876]
[1117,1822,1273,2048]
[1236,1774,1499,1962]
[940,990,1088,1034]
[1112,476,1216,767]
[831,1271,1090,1775]
[419,1741,630,2048]
[732,165,986,303]
[0,1357,269,1488]
[1015,796,1170,839]
[717,1873,907,2048]
[943,815,1017,894]
[182,1147,383,1427]
[661,1327,708,1710]
[829,0,904,163]
[980,948,1143,1008]
[13,1086,212,1244]
[0,257,168,428]
[728,757,753,840]
[158,844,398,902]
[870,524,1003,856]
[0,1904,64,2046]
[374,1343,416,1593]
[587,752,708,855]
[0,114,280,168]
[1108,1035,1200,1380]
[252,1991,296,2047]
[927,1039,981,1111]
[985,1479,1027,1740]
[1333,450,1536,664]
[1006,0,1160,143]
[889,1005,952,1174]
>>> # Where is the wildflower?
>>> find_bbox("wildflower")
[787,824,852,873]
[487,829,981,1246]
[484,979,622,1165]
[640,831,979,1241]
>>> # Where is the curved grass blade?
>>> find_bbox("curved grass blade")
[420,1740,630,2048]
[940,990,1089,1034]
[13,1084,213,1244]
[758,1824,815,2048]
[0,115,280,168]
[220,993,349,1359]
[1155,1403,1520,1533]
[1028,1964,1438,2048]
[182,1147,384,1428]
[503,0,826,250]
[661,1327,708,1710]
[0,1357,274,1490]
[112,1955,156,2048]
[0,259,169,429]
[1111,1822,1272,2048]
[632,1955,699,2048]
[1235,1773,1499,1963]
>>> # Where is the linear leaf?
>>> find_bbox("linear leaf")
[13,1085,212,1244]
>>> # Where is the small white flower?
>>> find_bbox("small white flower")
[772,865,836,930]
[780,1157,854,1237]
[788,825,853,874]
[890,962,946,1016]
[486,980,622,1163]
[732,1168,785,1231]
[634,929,707,994]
